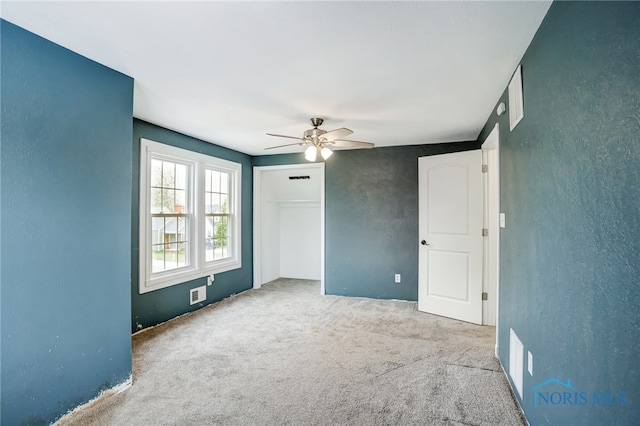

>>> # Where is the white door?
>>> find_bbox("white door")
[418,150,483,324]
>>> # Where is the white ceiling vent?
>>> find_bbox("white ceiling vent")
[190,285,206,305]
[508,65,524,131]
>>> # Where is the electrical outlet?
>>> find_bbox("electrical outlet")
[207,274,215,286]
[395,274,401,283]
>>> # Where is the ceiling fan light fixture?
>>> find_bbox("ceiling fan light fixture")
[265,118,374,157]
[304,145,317,162]
[320,146,333,160]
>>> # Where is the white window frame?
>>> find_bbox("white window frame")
[139,138,241,294]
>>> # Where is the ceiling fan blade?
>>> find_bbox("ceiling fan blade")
[320,127,353,141]
[331,139,375,149]
[266,133,305,141]
[264,142,306,150]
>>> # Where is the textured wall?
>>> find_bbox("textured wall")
[476,2,640,424]
[324,144,479,300]
[254,142,479,300]
[131,120,253,333]
[1,20,134,425]
[252,153,306,168]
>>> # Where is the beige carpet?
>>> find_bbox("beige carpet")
[57,279,525,426]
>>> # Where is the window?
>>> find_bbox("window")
[140,139,241,293]
[205,169,231,262]
[151,158,189,273]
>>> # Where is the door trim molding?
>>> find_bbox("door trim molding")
[481,123,500,354]
[253,163,325,295]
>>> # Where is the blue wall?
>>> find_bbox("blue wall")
[254,142,479,300]
[1,20,134,425]
[325,144,481,300]
[476,2,640,424]
[131,120,253,333]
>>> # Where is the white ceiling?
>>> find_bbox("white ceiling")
[1,1,551,156]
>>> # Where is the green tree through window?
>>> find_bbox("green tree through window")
[205,169,231,262]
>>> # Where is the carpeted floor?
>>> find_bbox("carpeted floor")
[57,278,525,426]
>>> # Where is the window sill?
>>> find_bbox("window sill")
[139,259,241,294]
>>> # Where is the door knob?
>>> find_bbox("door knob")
[421,240,429,246]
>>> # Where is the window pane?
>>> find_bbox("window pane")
[204,214,231,262]
[220,172,229,194]
[211,194,221,213]
[222,216,230,238]
[205,192,213,214]
[220,194,228,213]
[177,217,186,242]
[205,169,212,192]
[175,163,187,190]
[151,188,163,213]
[205,169,231,218]
[152,160,189,214]
[165,217,177,239]
[151,159,163,187]
[211,170,221,193]
[205,238,215,262]
[218,238,228,259]
[152,243,166,273]
[174,190,186,213]
[162,161,175,188]
[166,244,177,269]
[152,218,163,244]
[176,242,187,269]
[150,213,189,273]
[161,189,173,212]
[212,216,230,260]
[205,216,214,236]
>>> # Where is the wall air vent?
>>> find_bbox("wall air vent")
[508,65,524,131]
[289,175,311,180]
[190,285,206,305]
[509,328,524,399]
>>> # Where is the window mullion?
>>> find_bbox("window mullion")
[145,147,153,285]
[195,161,205,273]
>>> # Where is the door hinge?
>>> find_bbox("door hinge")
[482,228,488,237]
[482,164,488,173]
[482,292,488,301]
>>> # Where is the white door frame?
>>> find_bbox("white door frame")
[481,123,500,355]
[253,163,325,294]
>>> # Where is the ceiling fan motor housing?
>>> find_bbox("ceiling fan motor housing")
[303,128,327,142]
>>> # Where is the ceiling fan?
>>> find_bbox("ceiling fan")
[265,118,375,161]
